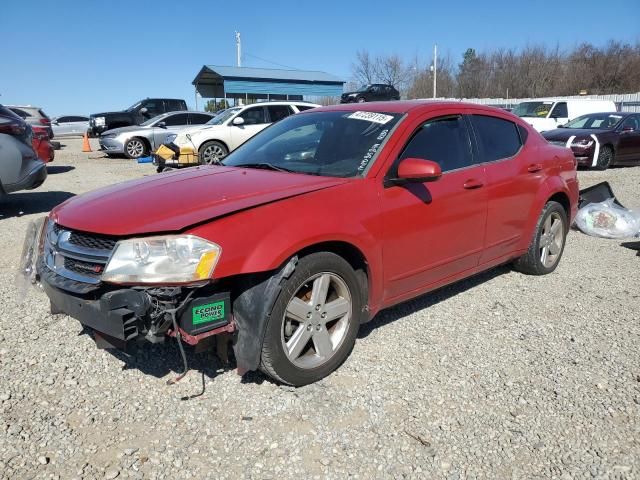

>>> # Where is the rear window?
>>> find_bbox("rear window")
[9,108,31,118]
[470,115,522,163]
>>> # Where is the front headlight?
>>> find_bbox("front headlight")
[94,116,106,126]
[571,138,594,148]
[102,235,221,284]
[165,134,177,143]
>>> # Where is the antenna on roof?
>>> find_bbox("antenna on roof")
[235,31,242,68]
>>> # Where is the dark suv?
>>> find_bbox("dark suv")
[340,84,400,103]
[88,98,188,136]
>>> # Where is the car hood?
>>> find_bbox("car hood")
[342,91,362,96]
[102,125,150,136]
[177,124,224,137]
[542,128,608,141]
[51,166,349,236]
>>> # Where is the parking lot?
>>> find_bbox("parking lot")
[0,138,639,479]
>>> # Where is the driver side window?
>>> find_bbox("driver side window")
[398,116,473,173]
[239,106,267,125]
[551,102,568,118]
[141,100,162,117]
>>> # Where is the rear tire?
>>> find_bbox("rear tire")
[514,201,568,275]
[595,145,613,170]
[260,252,362,386]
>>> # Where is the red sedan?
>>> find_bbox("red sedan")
[30,101,578,386]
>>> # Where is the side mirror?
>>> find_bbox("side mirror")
[139,107,148,115]
[156,121,166,129]
[52,120,59,125]
[232,117,245,126]
[368,86,375,92]
[386,158,442,187]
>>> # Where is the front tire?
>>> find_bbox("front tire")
[123,138,147,159]
[514,201,568,275]
[356,97,366,103]
[260,252,362,386]
[199,141,228,165]
[595,145,613,170]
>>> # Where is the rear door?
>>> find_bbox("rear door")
[467,112,538,264]
[229,106,269,150]
[381,112,488,301]
[68,116,89,135]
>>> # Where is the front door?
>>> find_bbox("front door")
[381,114,487,302]
[229,106,270,150]
[616,115,640,163]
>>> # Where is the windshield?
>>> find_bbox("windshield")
[222,110,402,178]
[512,101,554,118]
[563,113,623,130]
[356,85,371,92]
[126,101,142,112]
[206,107,241,125]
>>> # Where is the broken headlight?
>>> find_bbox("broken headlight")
[102,235,221,284]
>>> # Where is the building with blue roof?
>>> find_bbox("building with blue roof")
[192,65,345,106]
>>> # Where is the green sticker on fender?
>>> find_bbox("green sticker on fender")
[192,301,225,325]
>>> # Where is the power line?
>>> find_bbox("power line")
[243,53,298,70]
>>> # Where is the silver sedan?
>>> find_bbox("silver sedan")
[99,111,214,159]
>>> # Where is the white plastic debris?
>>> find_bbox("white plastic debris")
[575,199,640,239]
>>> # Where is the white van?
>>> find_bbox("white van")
[512,99,616,132]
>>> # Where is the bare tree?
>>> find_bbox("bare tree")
[351,50,376,86]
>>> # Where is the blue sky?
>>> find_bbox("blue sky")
[2,0,639,116]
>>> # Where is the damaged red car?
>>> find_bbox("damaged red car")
[23,101,578,386]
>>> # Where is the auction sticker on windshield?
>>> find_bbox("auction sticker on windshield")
[348,111,394,124]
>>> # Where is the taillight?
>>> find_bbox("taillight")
[0,120,27,136]
[39,118,51,125]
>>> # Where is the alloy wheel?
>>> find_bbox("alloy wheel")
[202,144,226,164]
[281,272,352,369]
[126,139,144,158]
[539,212,564,268]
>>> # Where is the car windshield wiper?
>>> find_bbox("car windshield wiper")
[234,162,297,173]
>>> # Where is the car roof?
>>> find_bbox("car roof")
[315,100,507,115]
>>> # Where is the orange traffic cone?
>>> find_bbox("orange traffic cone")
[82,132,92,153]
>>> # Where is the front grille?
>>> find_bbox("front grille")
[44,223,116,285]
[64,257,104,277]
[68,231,117,251]
[53,223,117,251]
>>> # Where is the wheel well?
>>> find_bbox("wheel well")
[548,192,570,218]
[296,241,371,319]
[128,136,151,152]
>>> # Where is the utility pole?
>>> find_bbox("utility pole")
[433,44,437,99]
[235,31,242,68]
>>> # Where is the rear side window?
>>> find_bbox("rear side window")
[470,115,522,163]
[399,115,473,172]
[163,113,188,126]
[166,100,186,111]
[295,105,315,112]
[189,113,212,125]
[9,108,31,118]
[267,105,293,122]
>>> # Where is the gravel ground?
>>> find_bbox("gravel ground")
[1,138,639,479]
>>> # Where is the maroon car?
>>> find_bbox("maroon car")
[543,112,640,170]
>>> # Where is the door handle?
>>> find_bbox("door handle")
[527,163,543,173]
[463,179,484,190]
